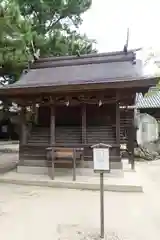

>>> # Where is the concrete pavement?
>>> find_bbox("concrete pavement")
[0,169,143,192]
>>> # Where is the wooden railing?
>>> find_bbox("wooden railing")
[46,146,84,180]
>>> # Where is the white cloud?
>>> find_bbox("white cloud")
[80,0,160,52]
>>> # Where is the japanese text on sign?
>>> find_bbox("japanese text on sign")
[93,148,109,171]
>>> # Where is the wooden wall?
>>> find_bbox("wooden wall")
[19,103,121,167]
[120,108,134,143]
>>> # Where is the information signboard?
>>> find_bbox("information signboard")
[93,148,110,172]
[91,143,111,238]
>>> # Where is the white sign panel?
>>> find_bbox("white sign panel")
[93,148,110,171]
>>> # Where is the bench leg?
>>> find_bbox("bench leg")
[73,149,76,181]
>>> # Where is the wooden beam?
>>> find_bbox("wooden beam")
[50,105,55,145]
[82,104,87,144]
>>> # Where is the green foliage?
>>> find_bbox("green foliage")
[0,0,34,82]
[0,0,96,84]
[18,0,92,33]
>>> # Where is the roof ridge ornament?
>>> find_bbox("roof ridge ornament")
[91,143,112,148]
[123,28,129,54]
[76,50,81,57]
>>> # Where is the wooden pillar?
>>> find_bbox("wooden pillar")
[81,104,87,165]
[115,93,121,165]
[50,105,55,179]
[116,97,120,145]
[32,103,38,124]
[20,106,27,145]
[82,104,87,144]
[128,112,135,169]
[50,105,55,145]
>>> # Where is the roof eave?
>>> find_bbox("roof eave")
[0,76,158,97]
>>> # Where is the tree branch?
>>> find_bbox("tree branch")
[0,75,7,86]
[46,16,63,32]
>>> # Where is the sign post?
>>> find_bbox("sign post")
[100,171,104,238]
[91,143,111,239]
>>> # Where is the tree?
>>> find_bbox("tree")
[0,1,34,84]
[18,0,92,34]
[143,48,160,96]
[0,0,96,85]
[17,0,96,57]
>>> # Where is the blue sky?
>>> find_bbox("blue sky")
[80,0,160,53]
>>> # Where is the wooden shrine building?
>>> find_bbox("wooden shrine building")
[0,50,158,174]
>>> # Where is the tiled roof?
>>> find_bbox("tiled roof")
[136,88,160,108]
[3,50,144,89]
[0,49,158,96]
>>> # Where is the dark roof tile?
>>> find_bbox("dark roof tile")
[2,49,158,91]
[10,50,145,89]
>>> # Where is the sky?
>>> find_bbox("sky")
[80,0,160,53]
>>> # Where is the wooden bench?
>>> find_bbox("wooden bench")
[46,147,84,180]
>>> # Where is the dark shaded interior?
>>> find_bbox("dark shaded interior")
[55,106,81,126]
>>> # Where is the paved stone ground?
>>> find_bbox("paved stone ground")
[0,181,160,240]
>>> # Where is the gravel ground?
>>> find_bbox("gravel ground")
[0,183,160,240]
